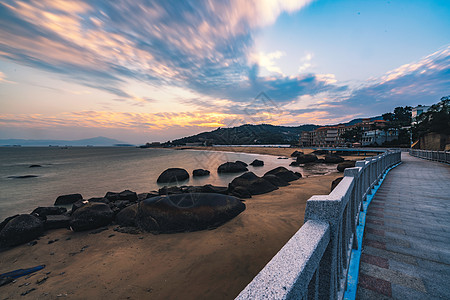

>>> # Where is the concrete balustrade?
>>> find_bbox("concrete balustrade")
[236,150,401,300]
[410,149,450,164]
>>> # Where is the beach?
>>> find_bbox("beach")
[0,147,365,299]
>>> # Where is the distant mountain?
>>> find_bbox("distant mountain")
[0,136,127,146]
[171,124,320,145]
[344,116,383,126]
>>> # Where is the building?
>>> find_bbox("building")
[411,105,430,125]
[300,131,315,147]
[361,129,399,146]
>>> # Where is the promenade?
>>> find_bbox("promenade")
[357,153,450,299]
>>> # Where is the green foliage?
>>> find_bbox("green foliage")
[383,106,412,128]
[341,127,362,143]
[413,96,450,140]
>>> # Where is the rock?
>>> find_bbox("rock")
[277,157,288,159]
[136,193,245,233]
[104,192,120,201]
[262,174,290,187]
[112,200,129,210]
[119,190,138,202]
[0,214,44,247]
[316,159,325,163]
[289,161,299,167]
[69,203,114,232]
[8,175,38,179]
[249,159,264,166]
[138,192,159,201]
[88,197,110,204]
[44,215,70,230]
[31,207,67,219]
[228,172,278,196]
[181,186,204,193]
[337,161,356,172]
[229,186,252,198]
[157,168,189,183]
[235,161,248,167]
[217,162,248,173]
[54,193,83,205]
[159,186,183,195]
[331,177,344,192]
[264,167,301,182]
[115,204,138,227]
[291,150,303,157]
[71,200,87,214]
[193,169,210,177]
[0,215,19,232]
[324,155,344,163]
[201,184,228,194]
[29,165,42,168]
[114,226,141,234]
[296,154,318,164]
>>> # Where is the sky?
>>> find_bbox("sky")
[0,0,449,144]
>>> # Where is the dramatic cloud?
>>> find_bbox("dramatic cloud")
[0,0,322,105]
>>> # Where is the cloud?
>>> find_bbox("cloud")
[0,0,319,105]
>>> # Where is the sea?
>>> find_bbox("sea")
[0,147,337,220]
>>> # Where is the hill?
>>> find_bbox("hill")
[0,136,127,146]
[171,124,319,145]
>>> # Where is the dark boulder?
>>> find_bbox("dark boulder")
[312,149,328,155]
[228,172,278,196]
[235,161,248,167]
[337,161,356,172]
[157,168,189,183]
[159,186,183,195]
[264,167,301,182]
[44,215,70,230]
[31,207,67,219]
[69,203,114,232]
[291,150,303,157]
[118,190,138,202]
[296,154,318,164]
[324,155,345,164]
[8,175,38,179]
[138,192,159,201]
[249,159,264,167]
[217,162,248,173]
[105,192,120,201]
[0,214,44,247]
[71,200,87,214]
[201,184,228,194]
[331,177,344,192]
[193,169,210,177]
[0,215,19,232]
[29,165,42,168]
[115,204,138,227]
[112,200,129,210]
[229,186,252,198]
[54,193,83,205]
[88,197,110,204]
[262,174,290,187]
[289,161,300,167]
[136,193,245,233]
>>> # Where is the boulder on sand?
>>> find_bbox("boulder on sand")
[337,161,356,172]
[193,169,210,177]
[249,159,264,166]
[136,193,245,233]
[217,162,248,173]
[115,204,138,227]
[157,168,189,183]
[324,154,345,164]
[262,174,290,187]
[228,172,278,196]
[69,203,114,232]
[44,215,70,230]
[291,150,303,157]
[264,167,301,182]
[0,214,44,247]
[54,193,83,205]
[296,154,318,164]
[31,206,67,219]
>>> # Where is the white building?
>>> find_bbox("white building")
[361,129,399,146]
[411,105,430,125]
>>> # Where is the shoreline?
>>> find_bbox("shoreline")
[0,147,366,299]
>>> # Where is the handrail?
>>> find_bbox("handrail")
[236,150,401,299]
[409,149,450,164]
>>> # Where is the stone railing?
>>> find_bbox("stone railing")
[409,149,450,164]
[236,150,401,300]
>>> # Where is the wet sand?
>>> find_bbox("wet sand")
[0,147,363,299]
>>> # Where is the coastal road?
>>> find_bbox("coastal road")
[357,152,450,299]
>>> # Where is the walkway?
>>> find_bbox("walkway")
[357,153,450,299]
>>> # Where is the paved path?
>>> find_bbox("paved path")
[357,153,450,299]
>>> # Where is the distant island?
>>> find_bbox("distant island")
[0,136,129,147]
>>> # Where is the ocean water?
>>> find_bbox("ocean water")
[0,147,337,220]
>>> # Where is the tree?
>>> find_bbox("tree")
[413,96,450,140]
[341,127,362,144]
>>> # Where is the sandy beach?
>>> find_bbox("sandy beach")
[0,147,367,299]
